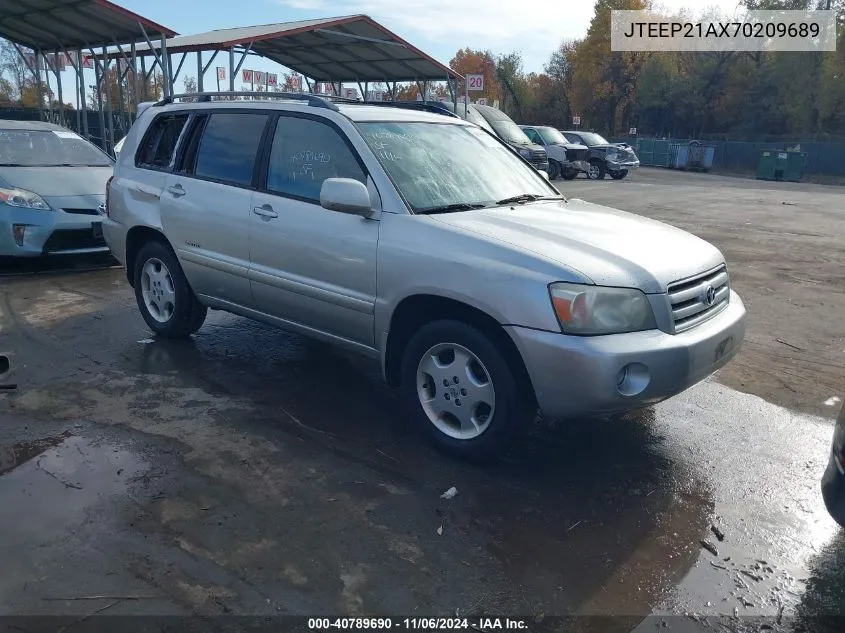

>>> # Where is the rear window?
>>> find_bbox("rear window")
[136,114,189,169]
[0,129,112,167]
[193,113,269,187]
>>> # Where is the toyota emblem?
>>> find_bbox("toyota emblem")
[704,285,716,306]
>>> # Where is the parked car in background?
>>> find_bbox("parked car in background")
[472,104,549,173]
[113,135,126,157]
[561,130,640,180]
[521,125,590,180]
[822,400,845,527]
[436,101,497,134]
[104,93,746,461]
[0,121,113,258]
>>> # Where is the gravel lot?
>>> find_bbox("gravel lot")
[0,167,842,630]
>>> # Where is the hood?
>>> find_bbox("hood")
[509,142,544,152]
[561,142,589,151]
[430,199,724,293]
[0,166,113,197]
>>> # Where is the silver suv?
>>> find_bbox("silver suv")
[104,93,746,461]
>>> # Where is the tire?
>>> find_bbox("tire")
[399,319,531,462]
[587,160,606,180]
[609,169,629,180]
[561,169,577,180]
[547,160,560,180]
[133,240,207,339]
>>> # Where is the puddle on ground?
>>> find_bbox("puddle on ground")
[0,431,72,476]
[0,435,147,540]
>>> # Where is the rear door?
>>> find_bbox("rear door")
[247,113,380,348]
[160,110,271,308]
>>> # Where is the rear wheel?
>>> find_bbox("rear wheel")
[133,241,207,339]
[587,160,606,180]
[609,169,629,180]
[399,320,530,462]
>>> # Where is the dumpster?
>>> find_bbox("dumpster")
[785,151,807,182]
[669,141,715,171]
[756,149,806,182]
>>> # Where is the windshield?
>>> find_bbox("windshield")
[464,107,495,132]
[0,129,113,167]
[490,121,532,145]
[537,127,569,145]
[577,132,610,146]
[358,121,559,213]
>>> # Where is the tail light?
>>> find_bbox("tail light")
[104,176,113,218]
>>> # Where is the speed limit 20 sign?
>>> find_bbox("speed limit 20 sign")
[467,74,484,91]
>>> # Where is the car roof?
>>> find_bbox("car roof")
[0,120,68,131]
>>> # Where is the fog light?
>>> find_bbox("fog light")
[616,362,650,397]
[12,224,26,246]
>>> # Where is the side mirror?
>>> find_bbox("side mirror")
[319,178,373,216]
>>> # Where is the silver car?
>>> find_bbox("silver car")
[104,95,746,461]
[0,121,113,258]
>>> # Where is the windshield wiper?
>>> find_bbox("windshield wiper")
[416,202,488,215]
[496,193,562,205]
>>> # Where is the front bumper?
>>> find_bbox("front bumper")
[0,206,109,257]
[822,445,845,527]
[608,159,640,171]
[506,290,746,418]
[568,160,590,173]
[533,159,550,172]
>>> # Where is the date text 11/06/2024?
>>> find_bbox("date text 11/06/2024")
[308,618,529,630]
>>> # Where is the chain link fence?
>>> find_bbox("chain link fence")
[613,136,845,177]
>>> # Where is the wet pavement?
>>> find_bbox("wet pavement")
[0,171,843,630]
[0,265,841,630]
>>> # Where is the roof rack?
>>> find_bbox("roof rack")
[358,100,460,118]
[153,91,339,111]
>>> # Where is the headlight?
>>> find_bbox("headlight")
[550,283,657,335]
[519,148,531,158]
[606,149,618,159]
[0,187,51,210]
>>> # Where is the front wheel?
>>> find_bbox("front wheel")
[587,160,606,180]
[547,160,560,180]
[609,169,629,180]
[399,320,530,462]
[133,241,207,339]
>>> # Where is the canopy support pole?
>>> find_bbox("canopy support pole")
[102,46,115,154]
[229,47,235,91]
[197,51,203,92]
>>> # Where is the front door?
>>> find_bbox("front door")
[160,110,270,308]
[248,114,379,348]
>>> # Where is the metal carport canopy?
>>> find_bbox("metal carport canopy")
[0,0,176,49]
[119,15,462,82]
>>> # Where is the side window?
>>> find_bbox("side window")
[136,114,189,169]
[194,112,269,187]
[524,128,540,143]
[176,114,208,174]
[266,116,366,203]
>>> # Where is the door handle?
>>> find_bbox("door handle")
[167,184,186,197]
[253,204,278,220]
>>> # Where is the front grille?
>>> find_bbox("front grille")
[62,208,99,215]
[668,265,730,333]
[531,150,547,161]
[566,148,589,162]
[42,228,106,253]
[615,148,637,162]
